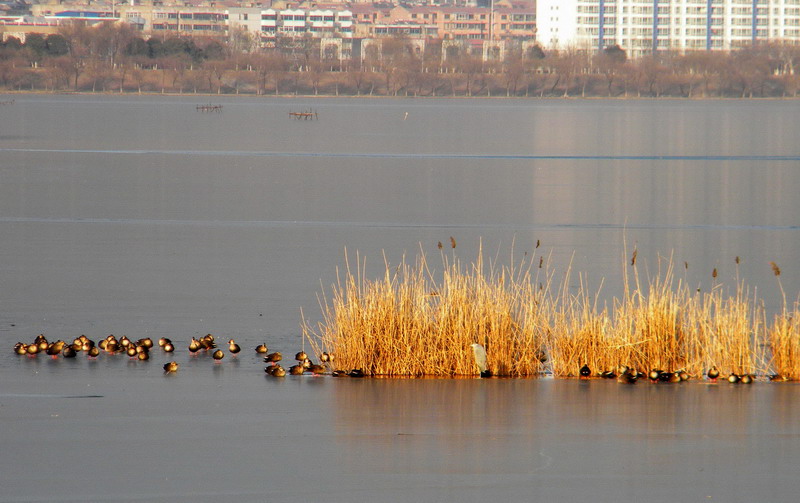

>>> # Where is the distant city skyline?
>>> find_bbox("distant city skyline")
[4,0,800,59]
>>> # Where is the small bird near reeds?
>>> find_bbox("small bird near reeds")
[163,361,179,373]
[707,367,720,380]
[580,364,591,378]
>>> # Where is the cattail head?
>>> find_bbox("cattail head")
[712,268,717,279]
[449,236,456,249]
[684,261,688,270]
[437,241,443,250]
[631,249,637,266]
[735,256,740,265]
[536,239,540,249]
[770,261,781,276]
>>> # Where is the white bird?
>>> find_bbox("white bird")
[470,343,489,376]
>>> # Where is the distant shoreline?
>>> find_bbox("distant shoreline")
[2,90,797,100]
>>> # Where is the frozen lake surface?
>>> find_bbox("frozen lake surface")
[1,95,799,502]
[3,357,799,503]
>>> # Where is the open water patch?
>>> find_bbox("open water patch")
[0,216,797,232]
[0,393,104,398]
[1,147,799,162]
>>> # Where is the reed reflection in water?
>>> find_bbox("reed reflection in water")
[330,378,799,502]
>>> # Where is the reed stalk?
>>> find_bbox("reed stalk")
[767,303,800,380]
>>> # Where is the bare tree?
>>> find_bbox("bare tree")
[548,50,581,97]
[594,45,627,96]
[639,55,668,97]
[458,53,483,97]
[307,57,324,95]
[45,56,72,90]
[85,59,112,92]
[203,60,229,94]
[502,50,525,96]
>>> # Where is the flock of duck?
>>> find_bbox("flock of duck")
[578,364,785,384]
[260,348,364,378]
[12,333,364,378]
[13,334,785,382]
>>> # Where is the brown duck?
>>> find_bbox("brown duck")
[264,352,282,363]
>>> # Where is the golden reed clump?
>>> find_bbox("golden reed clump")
[302,244,798,379]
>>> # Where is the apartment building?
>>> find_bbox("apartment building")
[537,0,800,57]
[8,1,534,50]
[258,7,354,40]
[115,4,229,36]
[354,4,534,41]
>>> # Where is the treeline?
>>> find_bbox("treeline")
[2,21,800,97]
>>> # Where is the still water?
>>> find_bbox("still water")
[1,95,799,502]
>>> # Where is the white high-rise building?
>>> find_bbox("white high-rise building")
[537,0,800,57]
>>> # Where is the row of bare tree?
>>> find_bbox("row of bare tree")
[2,21,800,97]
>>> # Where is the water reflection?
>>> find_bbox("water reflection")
[330,378,800,500]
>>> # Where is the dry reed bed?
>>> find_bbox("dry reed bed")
[302,246,799,379]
